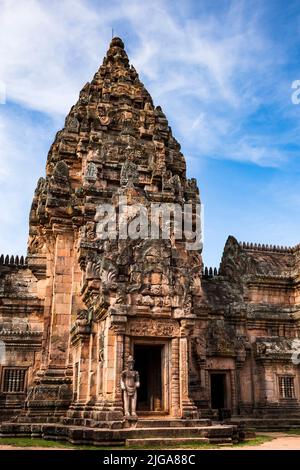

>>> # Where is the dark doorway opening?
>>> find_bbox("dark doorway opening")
[134,344,163,412]
[210,373,226,409]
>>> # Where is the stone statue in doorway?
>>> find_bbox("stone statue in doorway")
[121,355,140,419]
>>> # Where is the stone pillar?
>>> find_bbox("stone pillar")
[48,230,74,366]
[235,362,243,415]
[94,309,126,421]
[88,331,98,403]
[102,323,114,399]
[179,336,189,406]
[66,232,83,368]
[113,329,124,404]
[24,229,74,419]
[110,309,127,406]
[230,369,238,414]
[124,335,131,363]
[77,337,90,402]
[171,337,181,418]
[96,325,104,399]
[40,233,56,368]
[179,320,198,419]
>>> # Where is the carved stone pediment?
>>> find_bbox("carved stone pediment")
[255,337,295,361]
[206,318,243,357]
[219,236,257,281]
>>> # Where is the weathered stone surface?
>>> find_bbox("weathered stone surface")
[0,38,300,440]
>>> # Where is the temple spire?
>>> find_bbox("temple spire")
[102,36,129,69]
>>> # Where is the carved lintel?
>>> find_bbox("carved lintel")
[128,319,180,337]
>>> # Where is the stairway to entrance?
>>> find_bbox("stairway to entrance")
[0,418,239,447]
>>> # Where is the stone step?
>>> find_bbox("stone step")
[208,437,233,444]
[126,437,210,447]
[0,422,237,445]
[62,418,123,429]
[16,416,61,424]
[62,417,212,429]
[119,425,234,439]
[136,419,211,428]
[230,418,300,431]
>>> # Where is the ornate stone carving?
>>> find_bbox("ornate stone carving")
[206,319,236,355]
[163,170,174,192]
[99,331,104,362]
[172,174,183,202]
[6,34,300,435]
[129,319,180,337]
[219,236,257,280]
[35,177,47,195]
[121,355,140,419]
[120,160,139,188]
[52,161,69,183]
[28,234,47,255]
[80,221,96,241]
[79,83,89,104]
[192,336,206,361]
[255,338,294,360]
[100,258,118,288]
[66,115,79,133]
[77,309,93,325]
[87,147,101,162]
[98,106,112,126]
[124,144,138,162]
[115,284,127,304]
[84,162,98,182]
[186,178,198,192]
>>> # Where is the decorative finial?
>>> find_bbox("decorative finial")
[110,37,125,49]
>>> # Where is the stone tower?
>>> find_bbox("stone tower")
[2,38,300,442]
[25,37,202,425]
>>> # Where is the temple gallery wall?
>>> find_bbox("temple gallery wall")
[0,38,300,443]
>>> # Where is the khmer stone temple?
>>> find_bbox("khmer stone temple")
[0,38,300,445]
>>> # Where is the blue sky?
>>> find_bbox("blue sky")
[0,0,300,267]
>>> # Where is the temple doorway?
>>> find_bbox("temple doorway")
[210,373,226,409]
[134,344,164,412]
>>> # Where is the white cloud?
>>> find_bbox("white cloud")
[0,0,284,119]
[0,0,115,114]
[0,0,299,259]
[0,107,55,254]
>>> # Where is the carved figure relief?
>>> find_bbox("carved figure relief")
[121,355,140,419]
[85,162,98,182]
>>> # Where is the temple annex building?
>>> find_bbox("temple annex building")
[0,38,300,445]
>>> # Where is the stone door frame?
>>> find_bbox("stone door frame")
[131,338,170,415]
[208,369,232,411]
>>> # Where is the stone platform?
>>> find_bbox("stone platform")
[0,419,239,447]
[229,417,300,432]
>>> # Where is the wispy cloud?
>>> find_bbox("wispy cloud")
[0,104,54,253]
[0,0,300,263]
[0,0,296,165]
